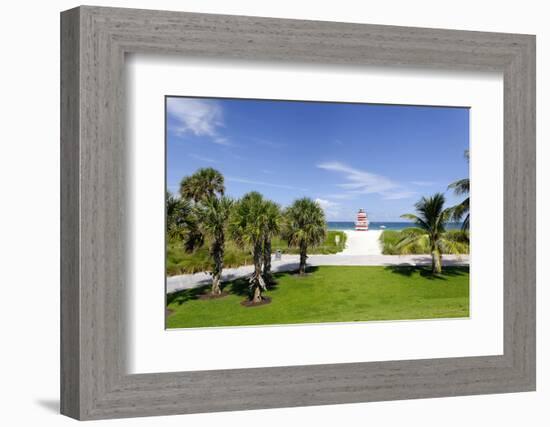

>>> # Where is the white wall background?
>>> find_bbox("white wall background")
[0,0,546,425]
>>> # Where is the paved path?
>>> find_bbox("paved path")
[340,230,383,255]
[167,253,469,294]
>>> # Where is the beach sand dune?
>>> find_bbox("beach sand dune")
[339,230,383,256]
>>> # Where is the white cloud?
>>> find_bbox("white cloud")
[213,137,231,146]
[380,190,417,200]
[317,161,416,200]
[315,198,339,209]
[167,98,230,145]
[315,198,341,219]
[189,154,219,164]
[227,176,308,192]
[167,184,179,196]
[411,180,436,186]
[324,193,356,200]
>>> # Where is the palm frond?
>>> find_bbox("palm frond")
[438,237,468,255]
[449,198,469,221]
[228,192,269,248]
[166,196,205,252]
[179,167,225,203]
[400,213,430,231]
[461,213,470,231]
[448,178,470,196]
[282,198,327,249]
[395,232,428,254]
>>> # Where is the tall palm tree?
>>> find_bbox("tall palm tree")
[196,196,234,295]
[448,150,470,230]
[179,167,224,203]
[398,193,460,274]
[261,201,282,285]
[166,192,203,252]
[282,198,327,275]
[229,192,269,303]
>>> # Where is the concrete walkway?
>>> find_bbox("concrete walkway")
[340,230,383,255]
[167,253,469,294]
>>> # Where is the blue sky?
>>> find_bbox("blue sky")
[166,96,469,222]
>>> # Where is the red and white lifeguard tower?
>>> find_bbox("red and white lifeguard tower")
[355,209,369,231]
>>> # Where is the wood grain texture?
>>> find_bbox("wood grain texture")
[60,6,536,420]
[60,7,80,419]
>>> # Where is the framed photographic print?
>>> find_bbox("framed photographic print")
[61,6,536,420]
[164,97,472,329]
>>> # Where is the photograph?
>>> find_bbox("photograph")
[165,96,471,329]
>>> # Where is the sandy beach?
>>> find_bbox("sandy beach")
[339,230,383,255]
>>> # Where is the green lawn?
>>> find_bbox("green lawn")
[166,265,469,329]
[167,230,346,275]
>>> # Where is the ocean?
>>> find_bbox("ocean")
[327,221,463,231]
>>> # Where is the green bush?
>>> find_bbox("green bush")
[167,230,347,276]
[380,228,469,255]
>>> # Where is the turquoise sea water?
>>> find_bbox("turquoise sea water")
[327,221,463,231]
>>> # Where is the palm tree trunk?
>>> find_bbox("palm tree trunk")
[263,236,273,285]
[252,284,262,303]
[211,272,221,295]
[299,241,307,275]
[251,242,264,303]
[432,250,442,274]
[210,235,224,295]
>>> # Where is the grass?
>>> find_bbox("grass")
[271,230,346,255]
[166,265,469,329]
[380,229,470,255]
[167,230,346,276]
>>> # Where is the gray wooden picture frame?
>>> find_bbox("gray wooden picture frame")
[60,5,536,420]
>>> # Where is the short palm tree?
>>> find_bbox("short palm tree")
[229,192,269,303]
[179,167,224,203]
[448,150,470,230]
[166,193,203,252]
[261,200,282,285]
[398,193,459,274]
[282,198,327,275]
[196,196,234,295]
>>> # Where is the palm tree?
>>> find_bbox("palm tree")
[229,192,269,303]
[398,193,459,274]
[177,168,229,295]
[179,167,224,203]
[261,201,282,285]
[448,150,470,230]
[196,196,234,295]
[282,198,327,275]
[448,179,469,230]
[166,192,203,252]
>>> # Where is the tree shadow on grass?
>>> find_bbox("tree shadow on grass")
[384,265,469,281]
[285,265,319,277]
[167,271,291,306]
[227,277,253,297]
[167,284,212,306]
[230,271,288,297]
